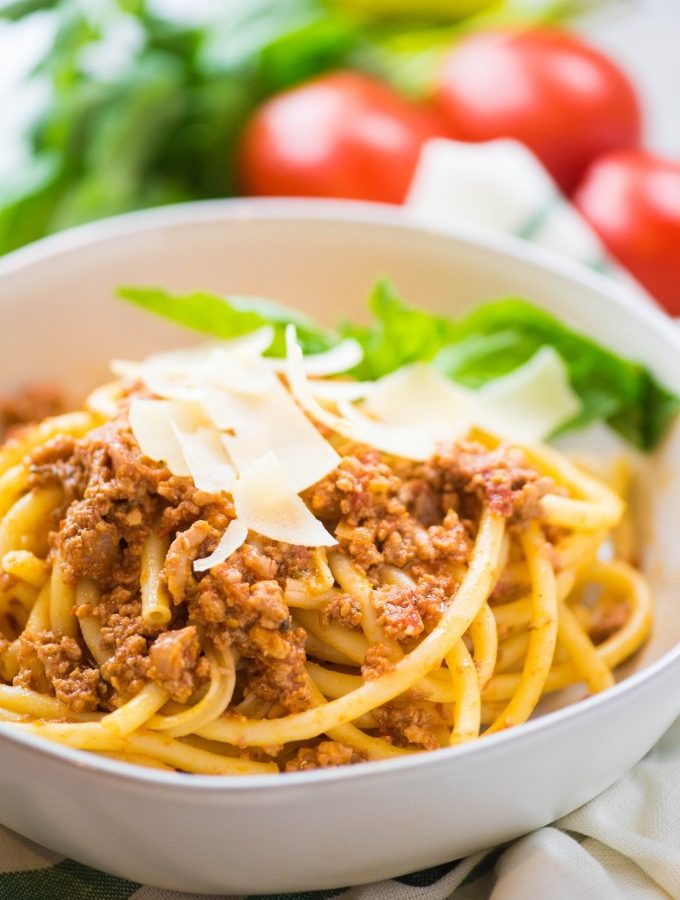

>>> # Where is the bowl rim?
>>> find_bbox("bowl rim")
[0,195,678,793]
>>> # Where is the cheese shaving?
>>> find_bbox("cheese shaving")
[172,424,236,493]
[129,398,207,476]
[202,377,339,493]
[201,348,275,397]
[363,363,472,436]
[285,326,445,461]
[193,518,249,573]
[231,453,337,547]
[477,346,582,442]
[267,338,363,376]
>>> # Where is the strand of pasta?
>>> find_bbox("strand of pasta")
[303,631,357,666]
[483,559,649,703]
[305,662,455,705]
[554,531,606,572]
[555,597,615,693]
[49,551,77,638]
[485,523,558,734]
[75,580,111,667]
[328,550,385,646]
[541,495,621,532]
[469,603,497,688]
[0,465,27,519]
[25,581,51,634]
[1,550,49,589]
[0,412,97,476]
[148,646,236,738]
[85,383,124,420]
[524,439,621,499]
[576,560,652,668]
[296,609,369,663]
[0,722,277,775]
[93,751,175,771]
[306,676,412,760]
[445,640,481,744]
[494,631,530,675]
[0,684,101,721]
[0,640,20,681]
[140,533,172,626]
[0,582,37,616]
[101,682,170,737]
[491,568,577,639]
[285,586,340,611]
[0,487,61,558]
[284,548,334,607]
[197,510,505,747]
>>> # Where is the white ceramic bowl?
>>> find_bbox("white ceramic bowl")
[0,199,679,894]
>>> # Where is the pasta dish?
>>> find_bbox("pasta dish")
[0,289,657,776]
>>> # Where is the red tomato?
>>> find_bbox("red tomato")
[238,71,447,203]
[435,28,642,194]
[574,150,680,315]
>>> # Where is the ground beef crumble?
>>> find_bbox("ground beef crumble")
[15,631,100,712]
[375,703,441,751]
[0,383,67,440]
[190,552,312,713]
[284,740,365,771]
[148,625,201,702]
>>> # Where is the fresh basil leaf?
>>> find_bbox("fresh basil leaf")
[607,372,680,452]
[117,286,336,356]
[340,278,458,379]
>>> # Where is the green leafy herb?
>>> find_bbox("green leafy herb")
[118,286,336,356]
[119,279,679,452]
[339,279,458,377]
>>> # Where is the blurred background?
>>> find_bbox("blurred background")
[0,0,678,310]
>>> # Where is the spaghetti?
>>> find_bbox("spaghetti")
[0,342,653,775]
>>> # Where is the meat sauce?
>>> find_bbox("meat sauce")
[14,408,552,765]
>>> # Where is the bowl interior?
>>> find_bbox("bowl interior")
[2,199,679,687]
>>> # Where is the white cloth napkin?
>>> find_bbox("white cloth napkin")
[406,137,649,299]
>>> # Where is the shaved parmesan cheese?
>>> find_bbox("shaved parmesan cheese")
[201,347,276,397]
[201,376,339,493]
[172,424,236,493]
[142,371,203,403]
[222,326,275,357]
[232,453,336,547]
[113,346,214,401]
[129,399,207,476]
[117,329,274,376]
[477,347,582,442]
[193,518,249,573]
[285,326,444,461]
[114,343,216,380]
[267,338,363,376]
[362,363,472,439]
[112,328,274,395]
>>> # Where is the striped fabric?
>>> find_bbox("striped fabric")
[2,140,674,899]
